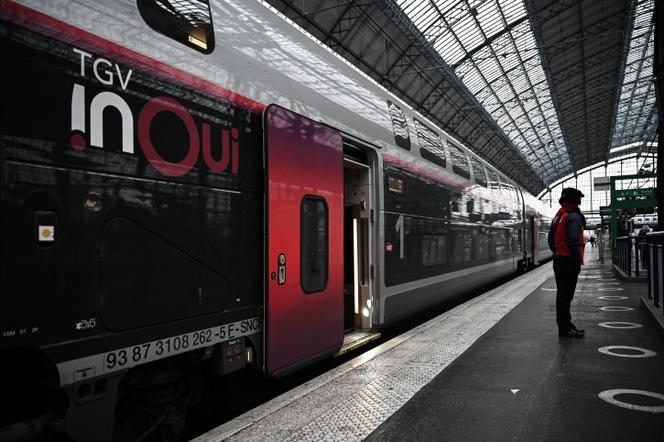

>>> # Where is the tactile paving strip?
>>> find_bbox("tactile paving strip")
[195,264,554,442]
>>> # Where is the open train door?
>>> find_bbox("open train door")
[263,105,344,377]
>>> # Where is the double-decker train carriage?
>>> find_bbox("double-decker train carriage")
[0,0,554,440]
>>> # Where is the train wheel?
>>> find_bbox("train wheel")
[112,357,204,442]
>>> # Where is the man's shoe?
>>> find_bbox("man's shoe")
[559,328,584,338]
[570,324,585,335]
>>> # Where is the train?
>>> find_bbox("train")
[0,0,555,440]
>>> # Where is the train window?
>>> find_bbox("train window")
[469,156,487,187]
[138,0,215,54]
[448,143,470,179]
[487,168,500,191]
[414,119,446,168]
[387,174,405,194]
[499,174,513,195]
[453,231,472,262]
[476,233,489,260]
[422,234,447,267]
[491,230,509,257]
[301,196,328,293]
[387,100,411,150]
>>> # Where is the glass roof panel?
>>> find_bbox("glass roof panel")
[396,0,573,184]
[476,2,502,36]
[436,32,465,63]
[609,0,657,154]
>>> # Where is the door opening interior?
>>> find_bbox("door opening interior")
[337,146,381,356]
[343,155,371,330]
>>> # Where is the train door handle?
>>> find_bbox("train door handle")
[277,253,286,285]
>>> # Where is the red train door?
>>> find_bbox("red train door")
[263,105,344,376]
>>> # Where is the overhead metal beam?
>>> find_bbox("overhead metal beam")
[524,0,577,172]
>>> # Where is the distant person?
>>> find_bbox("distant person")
[548,188,586,338]
[639,225,651,236]
[638,225,651,268]
[589,236,595,248]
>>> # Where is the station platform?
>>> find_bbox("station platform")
[195,249,664,441]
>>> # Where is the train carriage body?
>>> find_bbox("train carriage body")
[0,1,554,440]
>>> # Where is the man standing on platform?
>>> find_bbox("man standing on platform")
[548,188,586,338]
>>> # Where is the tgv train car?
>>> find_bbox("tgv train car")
[0,0,555,440]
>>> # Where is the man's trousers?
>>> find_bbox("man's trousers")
[553,257,581,331]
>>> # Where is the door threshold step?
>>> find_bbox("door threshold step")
[334,330,381,357]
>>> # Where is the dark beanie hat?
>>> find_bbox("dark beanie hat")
[559,187,584,204]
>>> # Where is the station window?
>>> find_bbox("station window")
[301,196,328,293]
[137,0,215,54]
[414,119,446,168]
[469,156,487,187]
[448,142,470,179]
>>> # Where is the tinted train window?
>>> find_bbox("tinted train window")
[301,196,328,293]
[387,100,411,150]
[453,231,472,262]
[448,143,470,179]
[138,0,215,54]
[469,156,487,187]
[476,233,489,260]
[422,234,447,267]
[414,119,446,168]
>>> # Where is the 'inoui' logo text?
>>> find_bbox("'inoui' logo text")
[70,48,239,177]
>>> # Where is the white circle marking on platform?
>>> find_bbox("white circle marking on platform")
[598,322,642,329]
[599,306,634,312]
[598,389,664,413]
[598,295,628,300]
[598,346,657,358]
[598,287,623,291]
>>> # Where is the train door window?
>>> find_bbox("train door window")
[469,156,487,187]
[414,118,446,168]
[448,143,470,179]
[301,196,328,293]
[138,0,215,53]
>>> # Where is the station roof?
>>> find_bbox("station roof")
[265,0,658,195]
